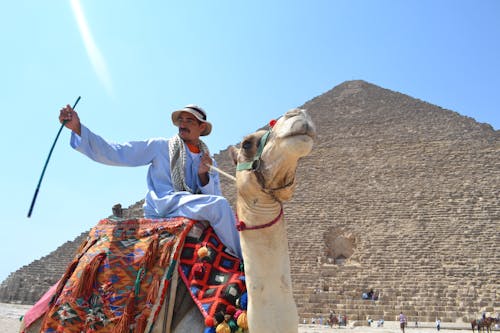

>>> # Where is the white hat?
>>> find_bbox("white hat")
[171,104,212,136]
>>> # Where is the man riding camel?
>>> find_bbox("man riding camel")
[59,103,242,258]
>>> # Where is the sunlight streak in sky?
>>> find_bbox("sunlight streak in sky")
[70,0,113,96]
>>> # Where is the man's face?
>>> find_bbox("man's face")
[176,111,207,143]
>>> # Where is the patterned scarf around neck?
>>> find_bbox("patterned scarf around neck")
[169,134,209,193]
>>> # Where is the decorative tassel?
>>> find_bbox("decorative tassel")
[113,292,136,333]
[159,240,174,267]
[205,316,215,327]
[236,311,248,330]
[216,322,231,333]
[135,314,147,333]
[197,245,209,258]
[75,252,106,299]
[75,239,88,256]
[134,268,144,297]
[51,258,79,304]
[75,238,98,257]
[146,275,160,305]
[143,234,159,270]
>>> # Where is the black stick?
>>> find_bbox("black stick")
[27,96,81,218]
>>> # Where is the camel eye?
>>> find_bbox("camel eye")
[242,140,252,150]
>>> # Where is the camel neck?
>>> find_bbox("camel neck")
[238,200,298,333]
[236,200,282,225]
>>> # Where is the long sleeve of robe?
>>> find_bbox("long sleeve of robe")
[70,124,241,258]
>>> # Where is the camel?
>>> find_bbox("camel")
[229,108,315,332]
[19,108,315,333]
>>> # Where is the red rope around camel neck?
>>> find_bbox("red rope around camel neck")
[236,206,284,231]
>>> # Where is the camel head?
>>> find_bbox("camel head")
[231,108,316,204]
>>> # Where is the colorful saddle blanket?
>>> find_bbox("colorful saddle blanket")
[26,217,247,333]
[179,221,246,318]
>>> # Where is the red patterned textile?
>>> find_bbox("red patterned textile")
[39,217,194,333]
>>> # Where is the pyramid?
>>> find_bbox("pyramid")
[1,80,498,323]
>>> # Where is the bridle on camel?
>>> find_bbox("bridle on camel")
[235,128,294,231]
[236,129,296,196]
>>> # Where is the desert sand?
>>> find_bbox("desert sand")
[0,302,476,333]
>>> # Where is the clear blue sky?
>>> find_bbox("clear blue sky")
[0,1,498,282]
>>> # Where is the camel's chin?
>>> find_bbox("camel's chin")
[283,135,314,156]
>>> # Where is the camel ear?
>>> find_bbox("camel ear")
[229,146,239,165]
